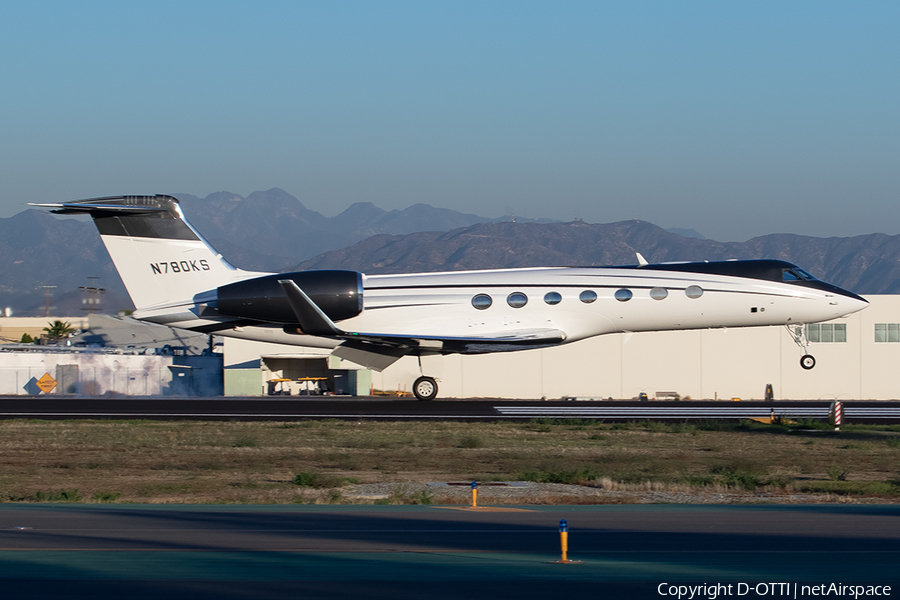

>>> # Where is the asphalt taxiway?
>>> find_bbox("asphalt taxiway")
[1,504,898,599]
[1,396,900,422]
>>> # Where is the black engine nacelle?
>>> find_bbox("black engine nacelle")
[217,270,363,324]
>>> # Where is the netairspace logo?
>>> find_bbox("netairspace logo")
[657,583,893,599]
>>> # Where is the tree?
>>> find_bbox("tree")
[20,333,33,343]
[43,320,74,343]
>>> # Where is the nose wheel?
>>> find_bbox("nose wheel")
[413,376,438,401]
[787,325,817,370]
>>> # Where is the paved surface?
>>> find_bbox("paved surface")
[0,505,898,599]
[1,396,899,422]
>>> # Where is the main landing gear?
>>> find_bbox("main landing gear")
[413,376,438,401]
[413,355,440,401]
[787,325,816,370]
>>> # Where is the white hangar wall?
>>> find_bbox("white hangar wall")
[368,295,899,400]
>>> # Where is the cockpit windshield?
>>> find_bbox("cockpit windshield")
[634,259,828,286]
[783,268,816,282]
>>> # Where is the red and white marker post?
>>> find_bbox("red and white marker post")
[829,401,843,432]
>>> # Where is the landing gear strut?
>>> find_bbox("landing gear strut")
[787,325,816,370]
[413,376,438,401]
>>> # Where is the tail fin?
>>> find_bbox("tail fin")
[31,195,258,311]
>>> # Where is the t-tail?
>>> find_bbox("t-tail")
[30,195,267,316]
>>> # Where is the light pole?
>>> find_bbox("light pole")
[36,285,56,318]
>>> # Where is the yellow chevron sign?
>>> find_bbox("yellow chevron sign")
[36,373,57,394]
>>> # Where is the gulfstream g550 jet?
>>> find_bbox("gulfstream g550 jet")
[33,195,868,400]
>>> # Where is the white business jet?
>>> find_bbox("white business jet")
[33,195,868,400]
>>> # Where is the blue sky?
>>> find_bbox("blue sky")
[1,1,897,241]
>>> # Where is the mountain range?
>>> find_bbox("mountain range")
[175,189,556,272]
[1,188,898,317]
[296,220,900,295]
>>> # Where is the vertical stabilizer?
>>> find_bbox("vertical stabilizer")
[31,195,256,310]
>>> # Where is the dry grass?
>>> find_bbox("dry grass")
[0,418,898,504]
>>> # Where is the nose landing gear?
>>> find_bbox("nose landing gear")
[787,325,816,370]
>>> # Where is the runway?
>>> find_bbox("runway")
[1,396,900,422]
[0,504,897,599]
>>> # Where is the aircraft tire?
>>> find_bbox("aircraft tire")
[413,376,438,401]
[800,355,816,370]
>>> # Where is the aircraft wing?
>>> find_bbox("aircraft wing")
[331,328,566,371]
[277,279,566,369]
[340,327,567,350]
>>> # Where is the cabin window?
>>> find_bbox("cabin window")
[650,287,668,300]
[472,294,492,310]
[544,291,562,305]
[875,323,900,343]
[614,288,633,302]
[507,292,528,308]
[685,285,704,299]
[579,290,597,304]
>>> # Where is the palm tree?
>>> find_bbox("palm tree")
[43,320,74,343]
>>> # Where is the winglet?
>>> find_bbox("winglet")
[636,252,649,266]
[277,280,344,337]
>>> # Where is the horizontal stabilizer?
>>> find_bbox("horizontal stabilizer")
[29,195,174,215]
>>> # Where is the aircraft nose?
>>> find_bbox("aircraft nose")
[829,286,868,316]
[846,294,869,315]
[805,280,868,316]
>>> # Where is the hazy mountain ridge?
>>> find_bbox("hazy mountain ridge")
[2,188,899,317]
[175,188,554,271]
[297,220,900,295]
